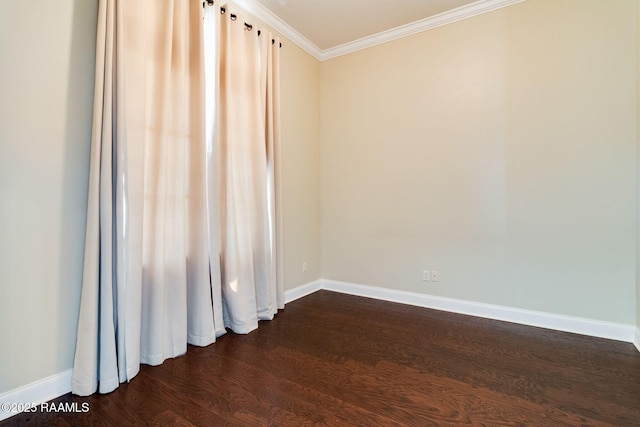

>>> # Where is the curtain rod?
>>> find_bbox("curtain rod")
[203,1,282,48]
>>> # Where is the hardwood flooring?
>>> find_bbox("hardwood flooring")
[3,290,640,426]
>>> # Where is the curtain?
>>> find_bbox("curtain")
[205,6,283,334]
[72,0,281,397]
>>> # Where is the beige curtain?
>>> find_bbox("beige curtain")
[73,0,282,396]
[205,6,283,334]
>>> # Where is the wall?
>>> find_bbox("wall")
[320,0,638,324]
[279,43,323,289]
[0,0,98,393]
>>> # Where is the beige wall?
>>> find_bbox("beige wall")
[280,43,323,289]
[0,1,98,393]
[321,0,638,324]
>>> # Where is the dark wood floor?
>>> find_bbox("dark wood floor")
[4,290,640,426]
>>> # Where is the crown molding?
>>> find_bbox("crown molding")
[320,0,527,60]
[229,0,324,60]
[230,0,527,62]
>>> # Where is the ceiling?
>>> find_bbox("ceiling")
[253,0,479,50]
[232,0,526,60]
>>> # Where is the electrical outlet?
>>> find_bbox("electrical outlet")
[422,270,431,281]
[302,262,308,273]
[431,271,439,282]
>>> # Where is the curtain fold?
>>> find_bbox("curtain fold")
[73,0,282,396]
[72,0,129,396]
[266,33,284,311]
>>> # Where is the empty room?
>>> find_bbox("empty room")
[1,0,640,425]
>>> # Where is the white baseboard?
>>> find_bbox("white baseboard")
[284,279,323,304]
[0,369,72,422]
[315,279,636,344]
[2,279,636,422]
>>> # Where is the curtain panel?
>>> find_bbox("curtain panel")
[72,0,281,396]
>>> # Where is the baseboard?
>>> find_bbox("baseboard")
[284,279,323,304]
[0,369,72,422]
[2,280,635,422]
[317,279,636,344]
